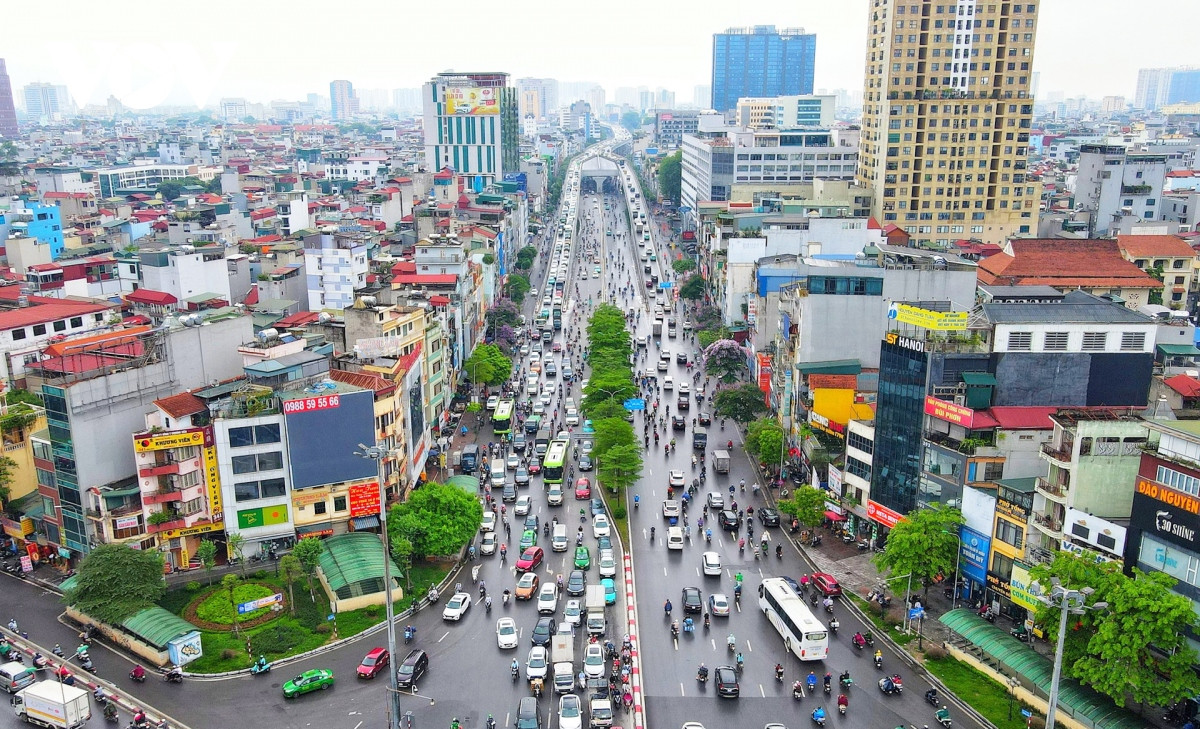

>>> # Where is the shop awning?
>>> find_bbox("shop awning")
[351,515,380,530]
[961,371,997,385]
[824,510,846,522]
[295,522,334,537]
[1158,343,1200,356]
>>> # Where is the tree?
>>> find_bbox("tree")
[777,486,827,529]
[222,573,244,638]
[744,417,777,456]
[696,326,732,349]
[226,533,247,578]
[583,372,637,413]
[463,344,513,387]
[694,306,723,330]
[872,503,963,596]
[587,399,626,421]
[672,259,697,275]
[516,246,537,270]
[591,417,636,463]
[505,274,531,304]
[621,111,641,131]
[713,384,769,423]
[704,340,749,383]
[485,299,520,330]
[155,175,206,202]
[758,427,786,466]
[1147,265,1165,306]
[680,276,705,301]
[195,539,218,586]
[1029,553,1200,709]
[597,442,644,499]
[389,481,482,557]
[291,537,325,600]
[0,455,17,507]
[658,151,682,204]
[279,554,303,617]
[65,544,165,624]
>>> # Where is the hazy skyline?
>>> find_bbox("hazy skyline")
[4,0,1196,111]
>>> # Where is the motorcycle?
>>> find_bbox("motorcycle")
[925,689,941,707]
[828,619,839,636]
[979,605,996,623]
[163,668,183,684]
[878,674,903,695]
[102,703,118,723]
[404,627,414,644]
[792,681,804,700]
[1011,626,1031,643]
[511,663,519,683]
[670,622,679,639]
[129,667,146,683]
[696,666,708,684]
[874,652,883,670]
[774,665,784,683]
[811,707,827,726]
[249,659,271,676]
[936,707,953,727]
[79,654,94,672]
[427,587,440,604]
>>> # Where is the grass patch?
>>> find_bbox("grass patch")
[194,583,274,624]
[925,655,1041,729]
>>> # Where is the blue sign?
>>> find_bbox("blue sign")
[959,525,991,585]
[238,593,283,614]
[1021,710,1032,718]
[658,282,674,289]
[908,607,926,621]
[623,398,646,411]
[678,206,692,213]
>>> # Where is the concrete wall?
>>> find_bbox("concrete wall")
[166,315,255,391]
[996,428,1052,480]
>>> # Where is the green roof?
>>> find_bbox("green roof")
[962,371,997,385]
[796,359,862,375]
[316,532,402,601]
[121,606,199,649]
[1157,343,1200,356]
[447,476,478,494]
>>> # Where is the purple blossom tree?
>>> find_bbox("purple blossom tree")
[704,339,749,383]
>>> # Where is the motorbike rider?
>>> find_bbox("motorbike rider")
[829,617,840,633]
[839,669,852,686]
[697,663,708,680]
[925,688,939,704]
[837,693,849,710]
[812,706,827,723]
[511,658,520,677]
[775,663,784,680]
[852,631,866,649]
[132,709,148,728]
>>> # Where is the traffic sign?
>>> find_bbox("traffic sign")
[658,282,674,289]
[623,398,646,411]
[1021,710,1032,718]
[908,607,926,620]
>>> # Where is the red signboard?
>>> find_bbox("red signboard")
[924,396,974,427]
[349,482,382,518]
[757,353,773,400]
[282,395,341,414]
[866,500,905,529]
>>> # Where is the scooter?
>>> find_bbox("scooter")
[427,587,440,604]
[249,660,271,676]
[79,653,94,672]
[792,681,804,700]
[878,674,903,695]
[129,667,146,683]
[163,668,183,684]
[925,689,941,707]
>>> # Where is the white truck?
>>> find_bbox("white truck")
[589,695,614,728]
[551,635,575,694]
[585,585,607,637]
[11,681,90,729]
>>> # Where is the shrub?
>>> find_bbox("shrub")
[314,623,332,634]
[922,643,947,660]
[195,583,274,625]
[611,504,627,520]
[251,624,306,655]
[186,582,201,592]
[364,605,379,618]
[221,649,240,660]
[253,570,269,579]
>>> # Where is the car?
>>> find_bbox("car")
[646,279,654,289]
[537,583,559,615]
[574,545,591,570]
[564,599,582,626]
[663,376,674,390]
[487,395,500,410]
[496,617,519,649]
[592,514,611,538]
[524,514,540,532]
[582,420,595,434]
[502,482,518,502]
[583,642,605,678]
[702,551,722,576]
[682,321,693,331]
[812,572,843,597]
[708,593,731,617]
[515,572,540,599]
[662,500,680,519]
[698,412,711,426]
[506,453,521,470]
[678,383,691,397]
[480,531,498,555]
[526,646,549,680]
[682,586,703,614]
[602,578,617,605]
[590,497,605,516]
[481,511,497,532]
[528,459,542,475]
[672,415,687,430]
[676,351,688,364]
[707,493,725,510]
[677,395,690,411]
[513,433,527,453]
[579,440,594,455]
[520,530,537,551]
[520,344,531,356]
[442,592,472,621]
[531,617,556,646]
[575,477,592,499]
[578,454,593,471]
[517,546,544,573]
[715,665,739,697]
[636,335,648,348]
[531,400,546,416]
[719,509,741,531]
[357,647,389,679]
[516,695,540,729]
[669,470,686,488]
[515,494,533,515]
[656,357,668,371]
[596,535,612,552]
[558,693,583,729]
[395,649,429,689]
[758,507,781,527]
[552,342,563,353]
[566,569,586,596]
[283,669,335,698]
[598,550,616,577]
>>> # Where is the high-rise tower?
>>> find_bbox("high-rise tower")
[710,26,816,113]
[0,59,17,138]
[329,80,359,120]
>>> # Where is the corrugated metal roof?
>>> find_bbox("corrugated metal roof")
[121,606,198,649]
[316,532,402,599]
[982,290,1151,324]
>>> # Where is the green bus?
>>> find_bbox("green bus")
[493,398,515,436]
[543,439,571,484]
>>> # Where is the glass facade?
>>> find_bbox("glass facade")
[870,340,929,515]
[711,28,816,112]
[41,385,88,552]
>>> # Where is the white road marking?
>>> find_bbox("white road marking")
[437,631,450,642]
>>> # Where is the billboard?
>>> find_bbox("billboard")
[924,396,974,427]
[866,499,904,529]
[286,388,376,490]
[133,428,209,452]
[959,525,991,585]
[349,482,382,518]
[446,87,499,115]
[888,303,968,331]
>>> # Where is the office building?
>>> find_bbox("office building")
[711,26,816,113]
[1136,67,1200,111]
[517,77,559,121]
[329,80,359,120]
[422,72,519,185]
[693,85,712,110]
[1073,144,1168,238]
[857,1,1040,247]
[0,59,17,138]
[735,95,836,129]
[654,111,700,148]
[23,82,70,123]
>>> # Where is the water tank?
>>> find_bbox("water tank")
[318,312,332,323]
[257,328,280,342]
[359,296,377,307]
[180,245,196,254]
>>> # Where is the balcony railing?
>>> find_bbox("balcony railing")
[147,518,186,534]
[1040,443,1072,463]
[1036,477,1068,503]
[1032,513,1063,537]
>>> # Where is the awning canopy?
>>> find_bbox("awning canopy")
[295,521,334,537]
[1158,343,1200,356]
[961,371,997,385]
[351,515,380,530]
[796,359,862,375]
[824,510,846,522]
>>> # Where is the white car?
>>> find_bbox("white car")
[663,376,674,390]
[564,599,582,626]
[526,646,549,680]
[496,617,519,649]
[708,593,731,617]
[702,551,722,576]
[669,471,686,488]
[533,401,547,416]
[558,694,584,729]
[583,642,605,678]
[481,511,496,533]
[442,592,472,621]
[598,550,616,578]
[506,453,520,471]
[540,391,554,407]
[678,382,691,396]
[565,407,580,426]
[486,395,500,410]
[537,583,559,615]
[592,514,611,539]
[548,484,565,507]
[481,531,497,555]
[515,495,533,516]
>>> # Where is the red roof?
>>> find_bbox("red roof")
[126,289,178,306]
[866,217,882,230]
[430,295,451,306]
[987,407,1058,430]
[42,326,151,358]
[1117,234,1196,258]
[250,208,276,221]
[0,288,111,331]
[1164,374,1200,398]
[248,234,283,244]
[43,191,91,200]
[347,206,367,214]
[153,392,208,418]
[978,239,1163,289]
[242,285,259,306]
[391,261,417,275]
[37,352,136,374]
[129,193,151,201]
[329,369,395,397]
[393,274,457,285]
[275,311,321,328]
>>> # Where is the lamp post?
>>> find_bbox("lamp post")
[1030,579,1108,729]
[356,444,401,729]
[1006,675,1020,721]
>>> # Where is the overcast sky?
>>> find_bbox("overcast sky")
[4,0,1195,110]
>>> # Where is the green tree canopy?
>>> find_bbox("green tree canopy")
[696,326,733,349]
[505,274,531,304]
[713,384,769,423]
[872,503,963,595]
[591,417,636,463]
[658,151,682,204]
[389,481,482,557]
[744,417,778,456]
[195,539,218,585]
[583,372,637,413]
[758,427,785,466]
[586,399,626,421]
[671,259,697,274]
[680,276,705,301]
[485,299,521,329]
[597,442,644,498]
[65,544,165,624]
[621,111,641,131]
[464,344,513,386]
[777,485,826,528]
[516,246,538,270]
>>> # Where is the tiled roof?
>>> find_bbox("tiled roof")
[978,239,1163,289]
[153,392,208,419]
[126,289,178,306]
[275,311,321,328]
[393,274,457,285]
[43,191,91,199]
[250,208,276,221]
[1164,374,1200,398]
[1117,234,1196,258]
[329,369,396,397]
[42,326,151,358]
[0,289,111,331]
[391,261,417,274]
[987,407,1058,430]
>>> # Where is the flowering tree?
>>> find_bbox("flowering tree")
[704,339,748,383]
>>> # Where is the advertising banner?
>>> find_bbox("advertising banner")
[924,396,974,427]
[866,499,904,529]
[1133,478,1199,548]
[237,505,289,530]
[959,525,991,585]
[349,482,381,518]
[114,515,141,531]
[446,87,499,115]
[133,428,206,453]
[888,303,968,331]
[1009,562,1038,611]
[282,395,341,414]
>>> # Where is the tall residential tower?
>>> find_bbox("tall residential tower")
[711,26,816,112]
[856,1,1041,248]
[0,59,17,138]
[329,80,359,120]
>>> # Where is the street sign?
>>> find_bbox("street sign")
[238,593,283,614]
[1021,710,1032,718]
[623,398,646,411]
[908,607,926,620]
[658,282,674,289]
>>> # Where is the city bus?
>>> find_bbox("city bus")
[757,577,829,661]
[543,439,571,485]
[493,398,515,436]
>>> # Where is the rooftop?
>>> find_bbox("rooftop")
[981,290,1153,325]
[1117,234,1196,259]
[153,392,208,419]
[978,239,1163,289]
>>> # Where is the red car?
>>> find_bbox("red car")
[516,546,545,573]
[552,342,563,352]
[528,459,542,475]
[575,477,592,500]
[811,572,843,597]
[357,647,389,679]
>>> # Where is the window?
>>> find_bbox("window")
[260,478,286,497]
[11,329,25,341]
[1081,332,1107,351]
[228,424,281,448]
[313,501,327,515]
[995,519,1024,550]
[982,461,1004,481]
[1156,465,1200,496]
[1120,332,1146,351]
[1006,331,1032,350]
[333,495,347,512]
[232,455,258,474]
[845,456,872,481]
[1043,332,1068,351]
[32,324,46,336]
[69,317,82,328]
[847,431,874,455]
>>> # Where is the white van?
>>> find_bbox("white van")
[551,524,569,552]
[565,407,580,426]
[548,483,564,507]
[490,459,506,487]
[666,526,685,550]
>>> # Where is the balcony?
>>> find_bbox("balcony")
[139,461,182,478]
[1040,442,1073,466]
[1121,184,1153,195]
[1026,546,1056,565]
[147,518,186,535]
[1036,477,1068,504]
[1032,513,1063,539]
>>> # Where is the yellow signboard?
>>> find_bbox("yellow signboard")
[446,87,499,115]
[133,429,204,452]
[203,445,223,520]
[888,303,968,331]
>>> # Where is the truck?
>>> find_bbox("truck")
[713,449,731,474]
[692,426,708,451]
[11,681,90,729]
[589,695,614,728]
[585,585,606,637]
[652,319,663,336]
[552,635,575,694]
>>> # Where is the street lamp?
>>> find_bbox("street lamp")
[356,444,401,729]
[1029,579,1108,729]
